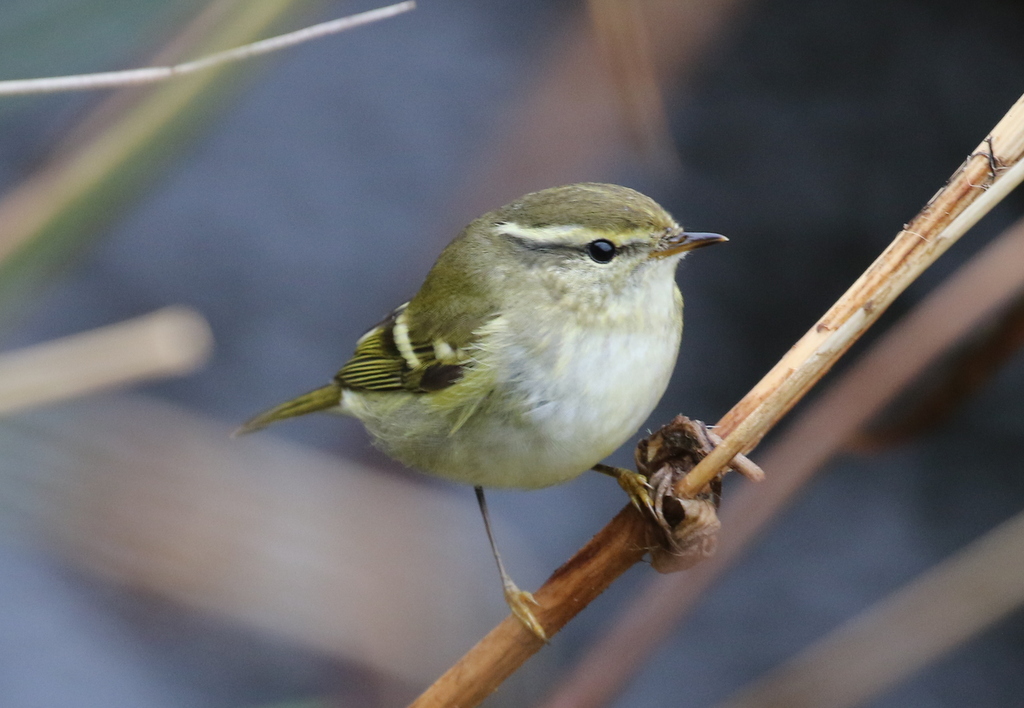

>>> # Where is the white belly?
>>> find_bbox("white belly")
[501,325,680,487]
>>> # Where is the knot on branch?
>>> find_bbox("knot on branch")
[635,415,762,574]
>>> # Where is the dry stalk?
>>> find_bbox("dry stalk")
[0,307,212,415]
[408,93,1024,708]
[587,0,677,166]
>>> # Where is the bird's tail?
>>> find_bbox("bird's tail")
[234,383,342,436]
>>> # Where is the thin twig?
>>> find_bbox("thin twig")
[0,307,212,415]
[408,93,1024,708]
[0,2,415,96]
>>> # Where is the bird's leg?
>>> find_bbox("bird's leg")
[474,486,547,641]
[592,463,655,516]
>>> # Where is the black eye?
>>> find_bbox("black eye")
[587,239,616,263]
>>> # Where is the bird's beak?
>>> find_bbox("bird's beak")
[651,229,728,259]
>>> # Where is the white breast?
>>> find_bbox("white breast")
[458,272,683,488]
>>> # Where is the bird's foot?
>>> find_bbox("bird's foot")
[504,583,548,642]
[593,463,655,517]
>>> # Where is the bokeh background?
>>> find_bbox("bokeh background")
[2,0,1024,706]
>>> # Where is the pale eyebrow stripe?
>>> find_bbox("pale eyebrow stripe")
[493,222,583,242]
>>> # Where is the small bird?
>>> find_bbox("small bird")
[238,183,726,639]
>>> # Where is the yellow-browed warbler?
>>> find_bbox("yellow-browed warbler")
[238,183,726,639]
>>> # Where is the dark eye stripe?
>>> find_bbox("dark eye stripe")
[504,234,639,263]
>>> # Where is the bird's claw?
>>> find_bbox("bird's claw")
[615,469,656,516]
[504,585,547,642]
[593,464,656,517]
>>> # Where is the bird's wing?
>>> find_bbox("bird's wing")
[336,302,481,393]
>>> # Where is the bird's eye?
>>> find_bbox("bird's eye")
[587,239,616,263]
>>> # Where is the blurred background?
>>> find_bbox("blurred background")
[2,0,1024,706]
